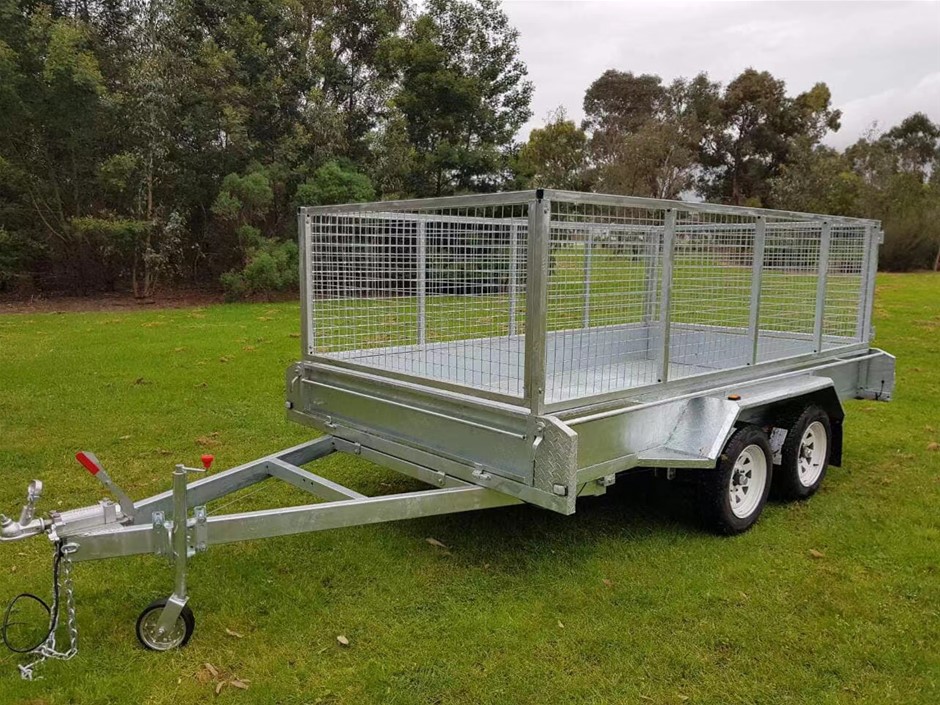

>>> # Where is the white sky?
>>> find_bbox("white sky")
[503,0,940,147]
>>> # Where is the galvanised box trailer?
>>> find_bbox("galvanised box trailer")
[1,190,894,676]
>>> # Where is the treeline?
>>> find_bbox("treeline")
[517,71,940,272]
[0,2,936,301]
[0,0,531,297]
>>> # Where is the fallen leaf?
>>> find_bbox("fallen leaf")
[927,442,939,452]
[809,549,825,559]
[602,578,613,588]
[337,635,349,646]
[426,537,448,549]
[678,696,689,702]
[230,679,249,690]
[204,662,219,678]
[215,681,225,695]
[225,628,244,638]
[219,356,230,363]
[739,591,749,601]
[557,621,565,629]
[120,434,131,440]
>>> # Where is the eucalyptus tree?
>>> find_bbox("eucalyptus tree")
[389,0,533,195]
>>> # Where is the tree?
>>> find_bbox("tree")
[769,141,862,216]
[389,0,533,195]
[0,5,115,291]
[698,69,841,206]
[312,0,407,161]
[882,112,940,178]
[295,161,375,205]
[581,71,718,199]
[774,114,940,271]
[516,108,590,190]
[582,70,665,135]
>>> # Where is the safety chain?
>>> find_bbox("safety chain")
[18,541,79,681]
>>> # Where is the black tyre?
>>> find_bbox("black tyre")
[135,599,195,651]
[701,425,773,535]
[774,404,832,501]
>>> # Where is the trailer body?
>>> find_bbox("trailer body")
[287,189,894,514]
[1,189,895,667]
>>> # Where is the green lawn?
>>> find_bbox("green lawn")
[0,273,937,704]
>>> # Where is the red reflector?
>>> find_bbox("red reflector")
[200,454,215,470]
[76,451,102,475]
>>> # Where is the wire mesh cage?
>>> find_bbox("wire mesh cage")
[300,191,878,410]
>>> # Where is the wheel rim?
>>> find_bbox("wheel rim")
[797,421,827,487]
[728,444,768,519]
[139,608,187,651]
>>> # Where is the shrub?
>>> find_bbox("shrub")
[220,238,298,300]
[295,161,375,206]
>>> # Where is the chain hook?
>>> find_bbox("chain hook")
[15,540,79,680]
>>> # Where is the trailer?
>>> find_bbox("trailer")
[1,189,894,676]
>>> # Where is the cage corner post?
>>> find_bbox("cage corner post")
[298,207,313,358]
[524,193,551,415]
[748,215,767,366]
[813,219,833,353]
[656,208,678,384]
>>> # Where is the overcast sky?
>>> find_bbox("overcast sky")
[502,0,940,147]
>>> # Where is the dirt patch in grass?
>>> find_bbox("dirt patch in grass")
[0,288,224,314]
[0,288,300,314]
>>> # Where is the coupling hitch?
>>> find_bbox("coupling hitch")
[0,480,46,542]
[1,451,139,544]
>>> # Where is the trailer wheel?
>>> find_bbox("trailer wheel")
[702,425,773,534]
[135,599,195,651]
[774,405,831,500]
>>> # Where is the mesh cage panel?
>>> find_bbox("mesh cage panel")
[306,202,529,399]
[758,220,823,362]
[545,202,665,401]
[668,212,756,379]
[302,193,876,408]
[824,224,868,344]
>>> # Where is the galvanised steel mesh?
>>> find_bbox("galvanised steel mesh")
[824,224,869,342]
[304,201,530,399]
[302,192,875,407]
[546,201,665,399]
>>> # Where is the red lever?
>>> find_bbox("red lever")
[201,454,215,470]
[76,451,103,475]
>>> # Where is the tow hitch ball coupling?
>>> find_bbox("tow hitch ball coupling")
[2,451,142,543]
[0,480,45,541]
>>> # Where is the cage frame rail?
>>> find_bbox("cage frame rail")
[299,189,884,414]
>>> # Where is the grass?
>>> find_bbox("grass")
[0,273,937,704]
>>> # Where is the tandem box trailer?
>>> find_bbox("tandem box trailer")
[1,189,894,676]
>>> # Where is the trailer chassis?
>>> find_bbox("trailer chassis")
[0,437,519,675]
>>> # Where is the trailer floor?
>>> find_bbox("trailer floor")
[329,323,854,404]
